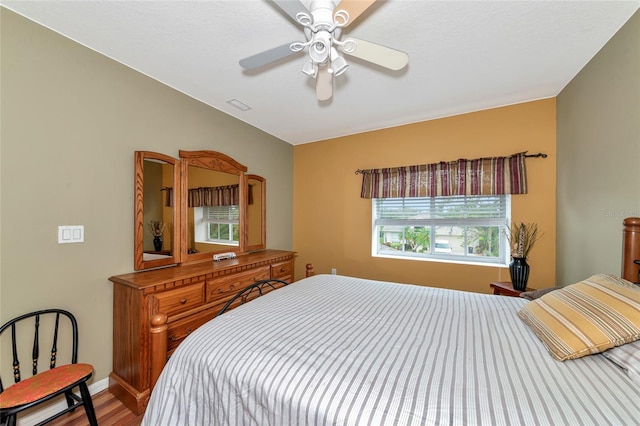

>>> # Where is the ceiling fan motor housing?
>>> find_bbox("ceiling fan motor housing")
[310,0,337,22]
[307,0,343,65]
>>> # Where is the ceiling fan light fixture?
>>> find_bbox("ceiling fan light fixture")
[329,47,348,76]
[309,31,331,63]
[301,60,318,78]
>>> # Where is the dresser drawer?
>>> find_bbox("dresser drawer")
[154,282,205,316]
[271,260,293,281]
[166,310,216,353]
[206,266,270,302]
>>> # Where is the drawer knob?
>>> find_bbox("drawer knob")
[180,298,187,304]
[280,268,285,272]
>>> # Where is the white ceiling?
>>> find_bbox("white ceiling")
[2,0,639,145]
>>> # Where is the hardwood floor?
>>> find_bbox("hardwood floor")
[47,389,143,426]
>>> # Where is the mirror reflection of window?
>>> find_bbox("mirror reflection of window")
[187,167,240,253]
[193,205,240,246]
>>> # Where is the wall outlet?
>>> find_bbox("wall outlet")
[331,268,337,275]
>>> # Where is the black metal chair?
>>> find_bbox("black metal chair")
[216,279,290,317]
[0,309,97,426]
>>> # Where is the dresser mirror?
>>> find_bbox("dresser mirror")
[245,174,266,252]
[134,151,181,271]
[134,150,266,269]
[179,150,248,264]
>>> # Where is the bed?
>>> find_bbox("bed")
[143,274,640,425]
[142,219,640,425]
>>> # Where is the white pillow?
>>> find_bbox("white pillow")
[603,340,640,385]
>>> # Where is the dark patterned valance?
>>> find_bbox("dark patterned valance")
[188,185,239,207]
[165,184,253,207]
[358,152,531,199]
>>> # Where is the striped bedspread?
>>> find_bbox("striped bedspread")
[143,274,640,425]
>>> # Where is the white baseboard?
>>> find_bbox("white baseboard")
[17,377,109,426]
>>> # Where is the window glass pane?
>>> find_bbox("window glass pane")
[467,226,501,257]
[373,195,509,265]
[403,226,430,253]
[222,224,230,240]
[209,223,220,240]
[433,226,455,254]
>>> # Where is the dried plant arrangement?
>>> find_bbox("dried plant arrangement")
[505,222,542,258]
[148,220,166,237]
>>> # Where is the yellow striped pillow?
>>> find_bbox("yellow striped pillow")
[518,274,640,361]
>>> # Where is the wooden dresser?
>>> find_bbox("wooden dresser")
[108,249,296,415]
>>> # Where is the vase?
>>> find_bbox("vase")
[153,236,163,252]
[509,256,530,291]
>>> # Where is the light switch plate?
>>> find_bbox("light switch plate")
[58,225,84,244]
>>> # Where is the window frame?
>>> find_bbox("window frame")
[194,205,240,246]
[371,195,511,266]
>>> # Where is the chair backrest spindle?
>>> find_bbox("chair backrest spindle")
[32,314,40,375]
[10,323,21,383]
[50,313,61,369]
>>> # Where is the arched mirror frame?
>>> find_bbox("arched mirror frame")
[134,151,181,271]
[245,174,266,252]
[179,150,248,264]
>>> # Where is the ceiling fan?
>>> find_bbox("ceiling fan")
[239,0,409,101]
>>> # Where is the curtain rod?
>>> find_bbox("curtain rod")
[354,152,547,175]
[524,152,548,158]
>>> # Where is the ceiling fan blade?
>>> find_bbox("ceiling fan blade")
[316,66,333,101]
[336,0,377,27]
[340,37,409,71]
[271,0,312,25]
[239,43,300,70]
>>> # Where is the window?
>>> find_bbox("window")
[194,205,239,246]
[373,195,510,265]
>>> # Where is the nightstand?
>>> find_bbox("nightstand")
[490,281,533,297]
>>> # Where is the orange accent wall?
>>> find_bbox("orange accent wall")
[293,99,556,294]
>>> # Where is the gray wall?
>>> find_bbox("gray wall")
[0,9,293,382]
[557,10,640,284]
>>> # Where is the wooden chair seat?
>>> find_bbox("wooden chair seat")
[0,363,93,409]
